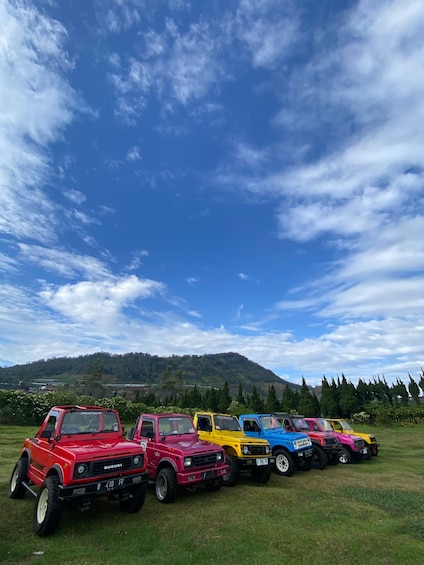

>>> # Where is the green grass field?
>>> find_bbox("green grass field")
[1,425,423,565]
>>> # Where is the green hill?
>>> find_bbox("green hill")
[0,351,299,394]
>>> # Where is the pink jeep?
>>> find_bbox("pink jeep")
[305,417,367,464]
[129,413,228,502]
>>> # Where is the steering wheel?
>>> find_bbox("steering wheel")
[62,426,79,434]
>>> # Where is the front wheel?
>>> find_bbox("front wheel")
[33,475,63,536]
[327,452,339,465]
[312,445,328,470]
[205,480,221,492]
[155,468,177,503]
[296,455,313,471]
[119,484,146,513]
[251,466,271,484]
[9,458,28,499]
[221,454,239,487]
[274,449,295,477]
[362,446,372,460]
[338,447,353,464]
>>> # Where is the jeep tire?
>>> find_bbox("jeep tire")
[221,454,239,487]
[327,452,340,465]
[119,484,146,513]
[362,446,372,460]
[33,475,63,536]
[251,465,271,483]
[274,449,295,477]
[205,480,221,492]
[312,445,328,470]
[9,458,28,499]
[338,447,353,464]
[295,455,313,471]
[156,468,177,503]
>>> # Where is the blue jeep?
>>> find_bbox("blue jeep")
[239,414,314,476]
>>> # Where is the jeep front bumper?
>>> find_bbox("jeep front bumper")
[295,448,313,459]
[178,464,229,486]
[59,471,149,499]
[238,456,275,470]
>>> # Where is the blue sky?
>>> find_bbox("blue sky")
[1,0,424,388]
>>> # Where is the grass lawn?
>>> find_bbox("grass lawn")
[0,424,423,565]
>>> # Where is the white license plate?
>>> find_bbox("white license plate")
[256,458,268,466]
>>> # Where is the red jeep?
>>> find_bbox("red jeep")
[275,413,341,470]
[9,405,149,536]
[129,413,229,502]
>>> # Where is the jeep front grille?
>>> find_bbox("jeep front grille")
[92,457,133,476]
[324,437,338,446]
[250,445,268,456]
[191,453,220,467]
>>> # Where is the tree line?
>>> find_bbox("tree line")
[109,365,423,421]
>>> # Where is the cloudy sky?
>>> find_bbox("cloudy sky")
[1,0,423,387]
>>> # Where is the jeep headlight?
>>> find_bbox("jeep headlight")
[133,455,143,467]
[242,445,250,455]
[265,445,271,455]
[184,457,193,467]
[75,463,88,478]
[216,452,223,462]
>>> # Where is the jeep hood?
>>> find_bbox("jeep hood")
[157,435,221,454]
[307,431,335,440]
[266,429,308,442]
[52,439,143,461]
[217,431,268,445]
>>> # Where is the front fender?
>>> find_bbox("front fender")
[46,463,65,483]
[155,458,178,476]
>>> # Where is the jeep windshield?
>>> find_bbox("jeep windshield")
[260,416,282,430]
[158,416,195,436]
[338,420,353,430]
[214,415,241,432]
[289,417,309,430]
[317,419,333,432]
[60,410,119,434]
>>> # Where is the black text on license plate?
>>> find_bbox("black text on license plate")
[97,478,125,492]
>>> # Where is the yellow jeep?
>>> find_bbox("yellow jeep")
[193,412,275,486]
[326,418,379,457]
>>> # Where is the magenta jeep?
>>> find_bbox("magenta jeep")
[305,417,367,464]
[129,413,228,502]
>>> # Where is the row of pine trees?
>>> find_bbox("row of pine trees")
[130,371,424,418]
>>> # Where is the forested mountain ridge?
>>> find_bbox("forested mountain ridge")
[0,351,299,394]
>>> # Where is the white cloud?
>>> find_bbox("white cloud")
[126,250,149,271]
[64,189,86,205]
[17,244,111,279]
[95,0,142,34]
[238,273,248,280]
[127,145,141,161]
[0,251,18,273]
[0,0,79,244]
[235,0,299,69]
[39,275,165,325]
